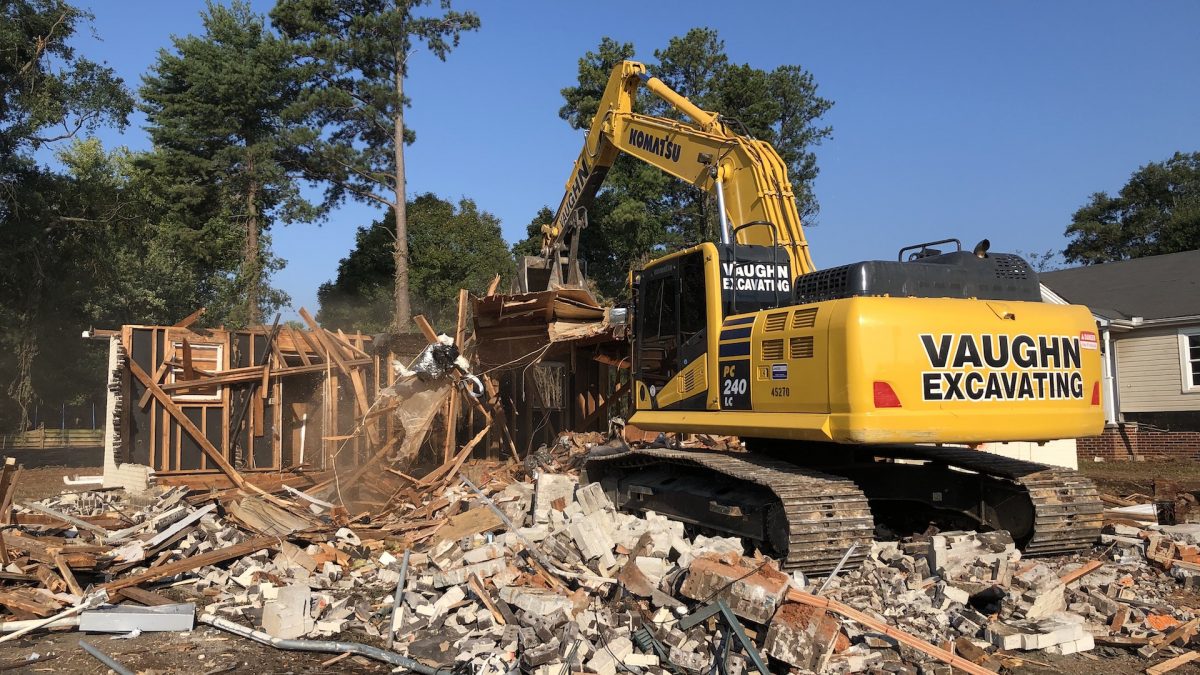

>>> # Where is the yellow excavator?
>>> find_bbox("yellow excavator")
[521,61,1103,573]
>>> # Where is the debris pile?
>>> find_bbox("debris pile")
[6,451,1200,675]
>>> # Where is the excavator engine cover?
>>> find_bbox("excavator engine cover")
[793,251,1040,304]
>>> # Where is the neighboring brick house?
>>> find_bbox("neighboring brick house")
[1040,250,1200,461]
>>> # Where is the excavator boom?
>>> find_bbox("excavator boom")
[519,61,814,293]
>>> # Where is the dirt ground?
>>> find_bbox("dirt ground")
[1079,457,1200,496]
[0,625,396,673]
[3,452,1200,673]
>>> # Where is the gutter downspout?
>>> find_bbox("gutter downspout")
[1100,320,1119,425]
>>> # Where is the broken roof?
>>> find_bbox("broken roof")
[1040,249,1200,321]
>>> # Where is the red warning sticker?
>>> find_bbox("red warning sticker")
[1080,331,1098,350]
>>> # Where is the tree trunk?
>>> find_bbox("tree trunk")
[391,56,412,332]
[7,315,37,432]
[244,161,261,326]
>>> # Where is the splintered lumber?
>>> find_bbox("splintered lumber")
[430,507,503,547]
[298,307,379,444]
[137,362,171,408]
[116,587,176,607]
[286,326,313,366]
[442,289,470,463]
[34,565,66,593]
[229,497,314,536]
[2,532,100,568]
[1059,560,1103,585]
[787,588,992,675]
[0,459,18,526]
[52,551,84,597]
[18,502,110,537]
[102,535,278,593]
[467,573,506,626]
[413,315,440,343]
[0,589,62,617]
[1147,651,1200,675]
[1153,618,1199,648]
[172,307,206,329]
[421,424,490,490]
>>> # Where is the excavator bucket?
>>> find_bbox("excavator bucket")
[518,212,589,294]
[516,255,554,294]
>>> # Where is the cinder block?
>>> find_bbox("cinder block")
[679,554,788,624]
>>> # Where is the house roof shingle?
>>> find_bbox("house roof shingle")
[1039,249,1200,321]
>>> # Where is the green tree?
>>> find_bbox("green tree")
[0,0,132,428]
[555,28,833,297]
[271,0,480,331]
[318,193,513,331]
[512,206,554,258]
[140,1,312,326]
[1063,151,1200,264]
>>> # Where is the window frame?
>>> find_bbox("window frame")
[168,342,224,403]
[1179,327,1200,394]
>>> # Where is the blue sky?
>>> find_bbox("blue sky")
[72,0,1200,317]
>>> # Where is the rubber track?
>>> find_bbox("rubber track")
[585,447,876,575]
[871,446,1104,556]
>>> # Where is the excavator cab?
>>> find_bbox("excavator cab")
[633,240,793,412]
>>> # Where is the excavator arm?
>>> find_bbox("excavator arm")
[519,61,815,293]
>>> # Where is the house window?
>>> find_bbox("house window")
[169,342,223,402]
[1182,328,1200,393]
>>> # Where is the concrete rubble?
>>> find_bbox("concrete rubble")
[6,437,1200,674]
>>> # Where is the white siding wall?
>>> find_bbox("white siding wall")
[1114,326,1200,412]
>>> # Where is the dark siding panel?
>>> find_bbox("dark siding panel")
[179,407,203,470]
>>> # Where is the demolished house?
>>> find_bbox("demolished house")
[85,309,417,493]
[472,287,629,454]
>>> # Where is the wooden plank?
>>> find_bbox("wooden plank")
[1146,650,1200,674]
[137,362,171,409]
[172,307,206,329]
[1059,560,1103,585]
[298,308,350,376]
[787,588,992,675]
[181,339,195,380]
[413,315,440,343]
[295,328,328,366]
[333,329,370,359]
[467,573,506,626]
[101,535,278,593]
[51,551,83,597]
[0,459,17,526]
[116,587,176,607]
[0,589,61,617]
[160,358,371,390]
[286,326,312,366]
[33,565,65,593]
[1147,651,1200,675]
[18,502,110,537]
[348,368,381,445]
[1111,604,1131,633]
[442,289,470,463]
[430,508,502,546]
[297,308,378,445]
[127,359,246,489]
[1153,618,1199,648]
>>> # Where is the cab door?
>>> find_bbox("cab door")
[635,251,710,410]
